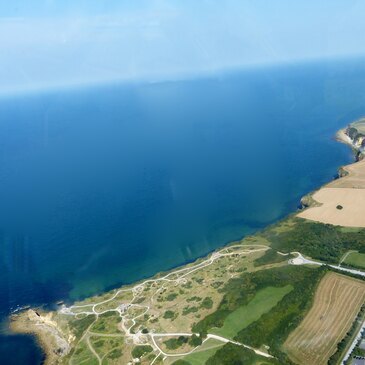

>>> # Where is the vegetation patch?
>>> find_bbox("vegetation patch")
[90,311,121,334]
[205,343,280,365]
[344,251,365,269]
[200,297,213,310]
[131,345,153,359]
[69,315,95,338]
[179,339,223,365]
[171,360,192,365]
[254,248,290,266]
[70,340,99,365]
[163,310,177,320]
[264,218,365,262]
[210,285,292,339]
[164,336,189,350]
[183,306,199,315]
[107,348,123,360]
[166,293,178,301]
[328,304,365,365]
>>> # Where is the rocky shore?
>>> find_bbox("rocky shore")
[10,309,71,365]
[336,118,365,160]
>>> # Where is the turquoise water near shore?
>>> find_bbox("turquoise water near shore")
[1,58,365,363]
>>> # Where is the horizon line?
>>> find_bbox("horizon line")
[1,53,364,100]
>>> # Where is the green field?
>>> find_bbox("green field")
[211,285,292,339]
[179,339,223,365]
[344,251,365,269]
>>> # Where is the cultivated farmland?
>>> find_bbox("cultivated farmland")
[283,272,365,365]
[297,157,365,228]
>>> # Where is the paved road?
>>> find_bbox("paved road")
[289,252,365,277]
[341,319,365,364]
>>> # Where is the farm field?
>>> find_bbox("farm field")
[344,252,365,269]
[328,159,365,189]
[283,272,365,365]
[297,187,365,227]
[297,155,365,227]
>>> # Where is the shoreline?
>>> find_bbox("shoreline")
[335,128,353,148]
[10,309,71,365]
[9,123,362,365]
[336,126,365,160]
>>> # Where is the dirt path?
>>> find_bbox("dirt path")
[61,245,271,364]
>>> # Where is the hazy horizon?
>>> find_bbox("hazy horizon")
[2,0,365,95]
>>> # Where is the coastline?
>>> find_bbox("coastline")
[336,128,353,148]
[336,126,365,161]
[10,309,70,365]
[9,124,363,365]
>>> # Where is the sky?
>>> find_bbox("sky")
[1,0,365,94]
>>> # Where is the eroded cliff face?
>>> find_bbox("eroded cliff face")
[345,119,365,159]
[346,127,365,148]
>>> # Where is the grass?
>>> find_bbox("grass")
[70,340,99,365]
[339,227,363,233]
[234,267,327,364]
[205,343,281,365]
[211,285,292,339]
[344,251,365,269]
[90,312,121,334]
[254,249,291,266]
[89,336,124,359]
[180,339,224,365]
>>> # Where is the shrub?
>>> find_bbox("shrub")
[131,345,153,359]
[201,297,213,309]
[163,310,176,319]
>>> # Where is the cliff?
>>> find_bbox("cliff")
[343,118,365,158]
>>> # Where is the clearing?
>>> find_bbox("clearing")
[211,285,292,339]
[343,251,365,269]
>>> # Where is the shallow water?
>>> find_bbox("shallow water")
[1,58,365,363]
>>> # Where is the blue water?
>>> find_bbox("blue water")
[1,58,365,363]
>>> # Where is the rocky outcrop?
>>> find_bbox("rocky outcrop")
[345,119,365,156]
[341,119,365,161]
[10,309,70,365]
[338,166,349,178]
[300,192,321,209]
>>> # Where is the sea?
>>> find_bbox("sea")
[1,57,365,364]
